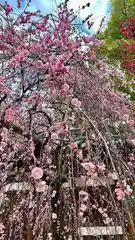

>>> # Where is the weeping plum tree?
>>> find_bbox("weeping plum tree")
[0,1,135,240]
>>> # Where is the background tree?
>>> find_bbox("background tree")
[99,0,135,61]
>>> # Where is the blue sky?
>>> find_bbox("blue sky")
[0,0,111,33]
[68,0,111,32]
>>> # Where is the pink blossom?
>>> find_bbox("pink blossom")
[86,162,96,171]
[10,56,18,66]
[55,61,64,72]
[83,36,92,43]
[59,89,67,96]
[27,92,40,103]
[123,114,129,122]
[0,77,6,91]
[0,222,5,232]
[71,98,81,107]
[52,89,57,98]
[71,142,77,149]
[5,4,13,16]
[81,162,96,171]
[51,190,57,198]
[97,163,106,171]
[86,178,94,186]
[79,211,84,217]
[22,49,29,57]
[43,33,51,44]
[51,133,58,140]
[31,43,42,52]
[108,172,118,180]
[128,162,133,166]
[128,119,135,125]
[47,158,52,165]
[37,23,45,31]
[129,154,134,161]
[62,83,70,91]
[131,80,135,84]
[36,60,44,69]
[98,207,104,214]
[15,55,22,62]
[81,142,87,148]
[79,190,88,196]
[52,213,57,220]
[77,149,83,160]
[20,16,26,24]
[11,53,27,65]
[36,181,48,192]
[31,167,43,180]
[18,53,26,62]
[54,123,63,131]
[79,190,88,201]
[5,107,17,122]
[54,122,68,136]
[124,185,133,196]
[0,76,5,82]
[115,188,125,200]
[131,139,135,145]
[92,204,97,209]
[89,48,96,60]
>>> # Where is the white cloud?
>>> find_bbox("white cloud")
[68,0,109,32]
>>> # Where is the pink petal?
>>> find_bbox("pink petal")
[71,142,77,148]
[31,167,43,180]
[51,133,58,140]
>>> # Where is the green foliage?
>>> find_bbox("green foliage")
[100,0,135,61]
[98,0,135,100]
[96,38,121,61]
